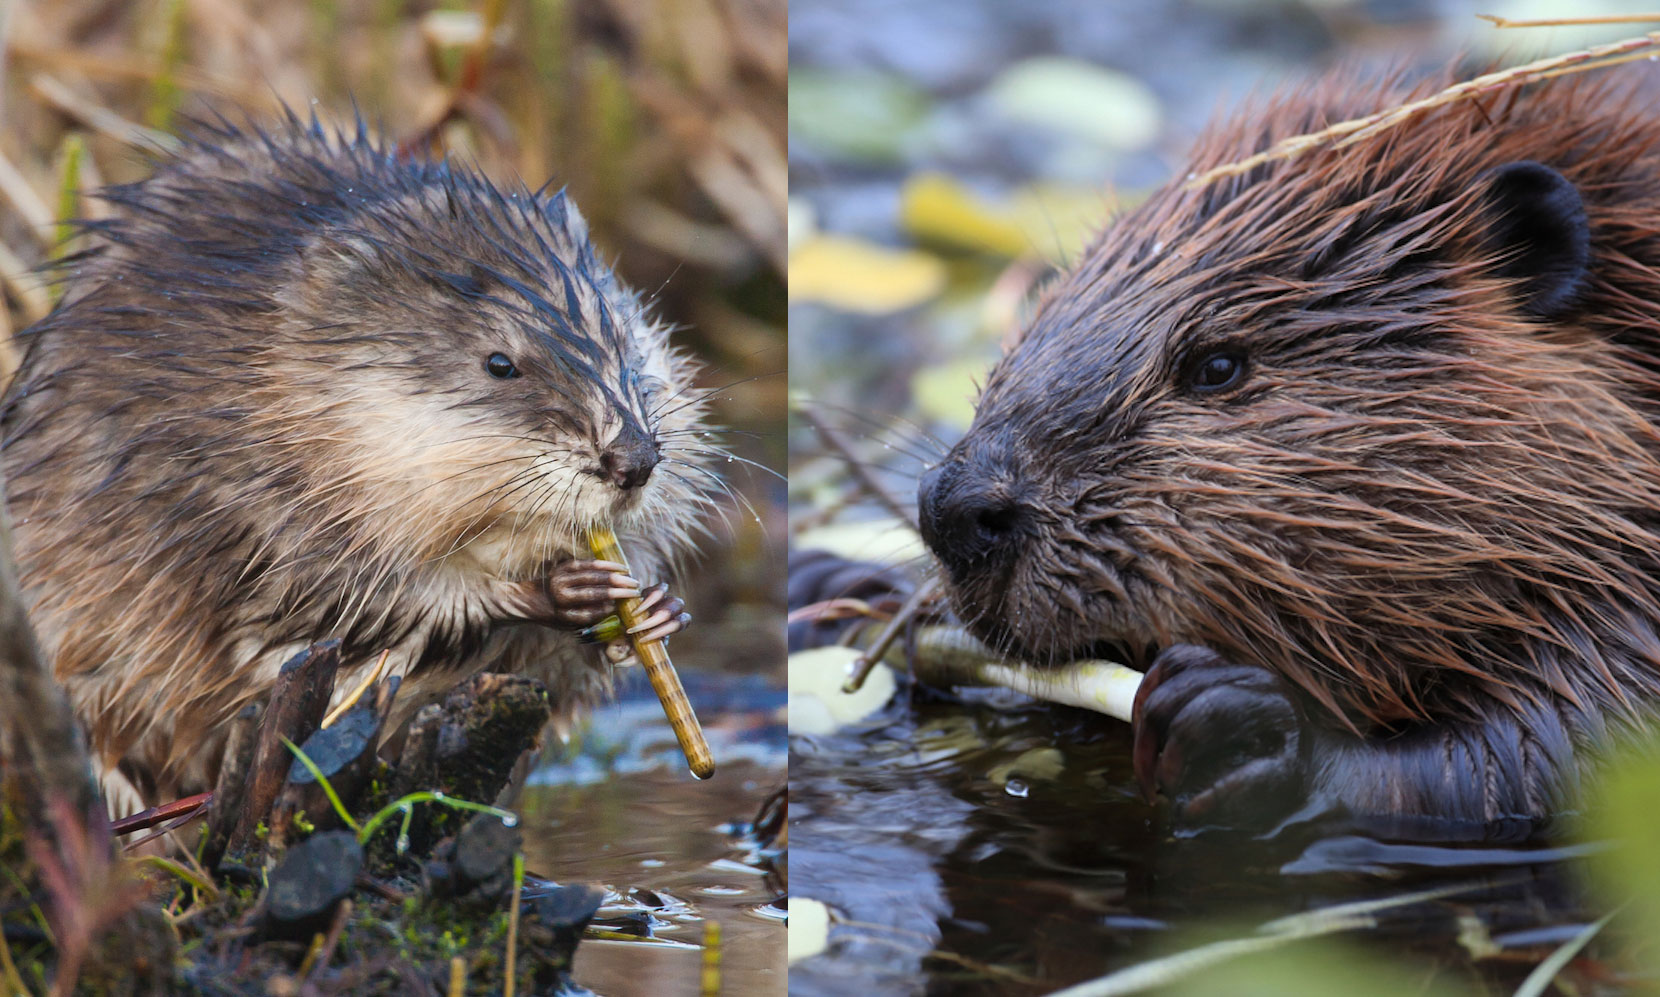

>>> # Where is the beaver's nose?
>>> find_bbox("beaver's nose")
[918,460,1030,577]
[599,423,660,490]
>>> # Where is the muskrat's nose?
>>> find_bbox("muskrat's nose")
[918,460,1030,577]
[599,424,660,490]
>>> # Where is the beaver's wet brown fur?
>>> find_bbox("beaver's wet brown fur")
[2,115,719,814]
[920,67,1660,830]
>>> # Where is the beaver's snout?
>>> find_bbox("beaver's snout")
[596,422,660,490]
[918,459,1033,580]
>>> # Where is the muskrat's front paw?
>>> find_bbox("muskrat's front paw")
[629,582,692,644]
[538,558,641,629]
[1132,645,1309,829]
[579,583,691,652]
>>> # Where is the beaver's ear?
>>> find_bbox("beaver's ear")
[1483,161,1589,318]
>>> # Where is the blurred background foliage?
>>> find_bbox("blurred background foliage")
[0,0,786,647]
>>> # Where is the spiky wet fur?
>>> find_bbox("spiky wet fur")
[1,116,721,813]
[942,67,1660,757]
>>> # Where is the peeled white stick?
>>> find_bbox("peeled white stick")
[906,626,1143,723]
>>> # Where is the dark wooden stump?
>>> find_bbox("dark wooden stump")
[230,640,342,853]
[201,703,261,871]
[259,830,362,942]
[269,705,384,846]
[388,673,550,854]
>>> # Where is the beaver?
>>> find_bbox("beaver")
[2,115,716,815]
[917,66,1660,833]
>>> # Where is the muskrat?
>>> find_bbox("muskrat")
[918,67,1660,832]
[3,115,716,815]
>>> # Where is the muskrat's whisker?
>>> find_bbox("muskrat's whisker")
[658,462,751,529]
[669,446,783,481]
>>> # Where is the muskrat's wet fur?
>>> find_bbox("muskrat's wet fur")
[921,66,1660,829]
[3,115,719,813]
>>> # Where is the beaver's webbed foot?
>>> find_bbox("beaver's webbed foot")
[1133,645,1311,830]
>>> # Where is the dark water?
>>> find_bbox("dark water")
[520,669,787,996]
[788,691,1604,995]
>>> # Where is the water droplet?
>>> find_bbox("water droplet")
[432,790,446,801]
[501,814,519,827]
[395,833,410,853]
[1005,779,1030,799]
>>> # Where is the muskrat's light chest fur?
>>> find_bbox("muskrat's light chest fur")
[1,118,718,814]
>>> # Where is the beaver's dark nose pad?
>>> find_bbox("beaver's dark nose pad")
[599,424,660,490]
[918,461,1029,576]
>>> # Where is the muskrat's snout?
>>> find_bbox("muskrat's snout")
[592,421,661,491]
[918,458,1033,582]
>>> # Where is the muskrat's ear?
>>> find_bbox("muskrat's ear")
[1482,161,1590,318]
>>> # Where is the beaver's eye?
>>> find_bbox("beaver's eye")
[486,353,520,379]
[1189,349,1247,393]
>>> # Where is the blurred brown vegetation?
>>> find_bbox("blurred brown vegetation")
[0,0,785,338]
[0,0,787,634]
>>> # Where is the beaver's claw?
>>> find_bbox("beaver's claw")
[1132,645,1310,831]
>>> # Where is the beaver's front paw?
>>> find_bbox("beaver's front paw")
[1132,645,1310,830]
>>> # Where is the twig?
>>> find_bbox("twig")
[1186,32,1660,190]
[1478,13,1660,28]
[842,576,938,693]
[798,403,918,529]
[109,791,211,837]
[907,625,1143,723]
[504,853,523,997]
[321,648,391,729]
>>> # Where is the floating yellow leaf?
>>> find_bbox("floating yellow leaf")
[789,235,946,314]
[901,172,1116,262]
[901,173,1030,258]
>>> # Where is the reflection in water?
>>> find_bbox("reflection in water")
[520,671,786,996]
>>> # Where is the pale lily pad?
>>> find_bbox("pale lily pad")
[789,645,897,735]
[789,69,931,164]
[788,897,831,963]
[787,197,816,255]
[793,517,928,566]
[789,235,947,314]
[986,57,1161,152]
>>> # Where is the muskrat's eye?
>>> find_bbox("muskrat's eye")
[486,353,520,379]
[1189,349,1247,393]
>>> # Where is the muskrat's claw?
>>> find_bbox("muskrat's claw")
[1132,645,1309,831]
[627,582,691,645]
[540,558,641,629]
